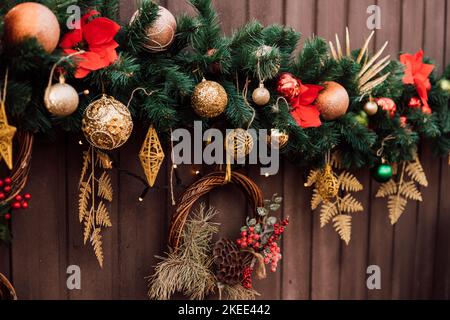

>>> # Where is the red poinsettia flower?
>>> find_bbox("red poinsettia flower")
[60,10,120,78]
[277,73,323,128]
[400,49,434,112]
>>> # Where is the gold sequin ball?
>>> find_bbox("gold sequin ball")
[82,95,133,150]
[191,79,228,118]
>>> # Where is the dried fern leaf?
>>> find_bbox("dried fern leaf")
[406,160,428,187]
[320,201,339,227]
[360,72,391,94]
[330,151,343,169]
[79,150,91,187]
[358,41,388,77]
[96,201,112,227]
[375,180,398,197]
[388,195,407,225]
[304,169,319,187]
[339,171,363,192]
[332,215,352,245]
[98,172,113,201]
[358,55,391,87]
[96,150,113,169]
[91,228,104,268]
[83,212,93,245]
[78,182,91,223]
[222,284,259,300]
[356,31,374,64]
[400,181,422,201]
[311,189,322,210]
[339,194,364,213]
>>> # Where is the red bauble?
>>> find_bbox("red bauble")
[4,2,61,53]
[376,98,397,118]
[277,73,301,99]
[4,213,11,220]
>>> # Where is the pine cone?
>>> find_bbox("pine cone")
[213,238,244,285]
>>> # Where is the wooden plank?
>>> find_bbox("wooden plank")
[119,0,139,23]
[281,160,311,299]
[248,0,284,25]
[212,0,247,35]
[0,244,10,279]
[315,0,347,41]
[166,0,197,16]
[376,0,402,57]
[285,0,316,52]
[10,138,67,299]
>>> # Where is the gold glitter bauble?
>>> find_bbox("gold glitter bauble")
[267,129,289,149]
[363,101,378,116]
[44,83,79,117]
[131,6,176,52]
[252,84,271,106]
[82,95,133,150]
[317,163,339,201]
[192,79,228,118]
[316,81,349,120]
[225,129,254,160]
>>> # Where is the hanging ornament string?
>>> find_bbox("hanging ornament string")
[1,69,8,105]
[376,135,396,161]
[271,96,290,113]
[46,51,85,92]
[170,128,176,205]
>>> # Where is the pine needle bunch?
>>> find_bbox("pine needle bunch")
[376,154,428,225]
[305,153,364,244]
[78,146,113,268]
[148,204,219,300]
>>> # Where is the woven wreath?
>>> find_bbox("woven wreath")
[0,272,17,300]
[148,171,289,300]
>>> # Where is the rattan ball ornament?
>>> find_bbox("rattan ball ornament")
[192,79,228,118]
[225,129,254,160]
[315,81,349,120]
[4,2,60,53]
[44,76,79,117]
[267,129,289,149]
[252,82,271,106]
[131,5,176,52]
[82,95,133,150]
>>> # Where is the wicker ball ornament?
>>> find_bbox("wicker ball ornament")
[192,79,228,118]
[82,95,133,150]
[225,129,254,160]
[315,81,350,120]
[44,79,79,117]
[132,6,176,52]
[3,2,60,53]
[267,129,289,149]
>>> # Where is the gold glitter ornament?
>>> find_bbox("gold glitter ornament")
[44,75,79,117]
[252,82,271,106]
[82,95,133,150]
[267,129,289,149]
[316,163,339,201]
[139,125,165,187]
[363,101,378,116]
[192,79,228,118]
[225,129,254,160]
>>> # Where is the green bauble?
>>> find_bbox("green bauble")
[354,111,369,127]
[372,163,393,183]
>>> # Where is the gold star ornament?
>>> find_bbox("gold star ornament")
[0,101,16,170]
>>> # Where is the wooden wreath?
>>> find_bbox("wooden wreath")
[1,131,33,205]
[0,273,17,300]
[168,171,264,250]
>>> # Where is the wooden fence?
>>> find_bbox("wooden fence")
[1,0,450,300]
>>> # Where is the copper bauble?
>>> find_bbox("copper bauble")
[315,81,349,120]
[267,129,289,149]
[4,2,60,53]
[44,81,79,117]
[192,79,228,118]
[252,84,271,106]
[132,6,176,52]
[363,101,378,116]
[207,48,221,74]
[82,95,133,150]
[225,129,254,160]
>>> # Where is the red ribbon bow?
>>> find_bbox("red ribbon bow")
[400,49,434,114]
[60,10,121,78]
[277,73,323,128]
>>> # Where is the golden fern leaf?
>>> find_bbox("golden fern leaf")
[78,182,91,223]
[311,189,323,210]
[98,172,113,201]
[304,169,319,187]
[338,171,363,192]
[330,152,343,169]
[339,194,364,213]
[96,150,113,169]
[96,201,112,228]
[388,195,407,225]
[406,160,428,187]
[79,150,91,187]
[320,201,339,227]
[375,180,398,198]
[91,228,104,268]
[332,215,352,245]
[400,181,422,201]
[83,212,93,245]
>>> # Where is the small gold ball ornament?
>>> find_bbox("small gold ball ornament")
[44,76,79,117]
[192,79,228,118]
[363,101,378,116]
[252,82,271,106]
[225,129,254,160]
[82,95,133,150]
[267,129,289,149]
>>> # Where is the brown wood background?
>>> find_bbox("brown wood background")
[1,0,450,300]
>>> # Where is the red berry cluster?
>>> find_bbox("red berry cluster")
[11,193,32,210]
[263,218,289,273]
[236,226,261,250]
[0,177,31,221]
[242,266,253,289]
[0,177,13,200]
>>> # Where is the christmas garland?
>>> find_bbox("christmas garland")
[0,0,449,268]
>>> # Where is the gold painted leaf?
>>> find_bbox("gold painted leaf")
[83,212,93,245]
[78,182,91,223]
[388,195,407,225]
[375,180,398,198]
[339,194,363,213]
[91,228,104,268]
[96,150,113,169]
[96,201,112,228]
[98,172,113,202]
[320,201,339,227]
[400,181,422,201]
[79,150,91,187]
[332,215,352,245]
[406,160,428,187]
[338,171,363,192]
[330,152,343,170]
[304,169,319,187]
[311,189,322,210]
